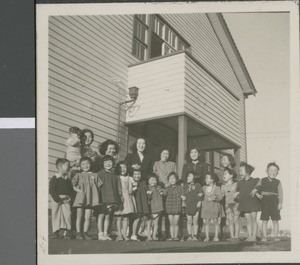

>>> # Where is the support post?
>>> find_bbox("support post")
[178,115,187,179]
[234,148,241,177]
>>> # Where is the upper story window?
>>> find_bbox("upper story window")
[132,14,190,61]
[132,15,148,61]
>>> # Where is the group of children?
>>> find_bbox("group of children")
[49,127,283,243]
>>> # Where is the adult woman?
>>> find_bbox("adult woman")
[181,147,208,186]
[80,129,99,171]
[96,139,119,172]
[125,138,153,180]
[153,147,177,188]
[99,139,119,158]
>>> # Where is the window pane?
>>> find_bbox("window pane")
[136,14,146,24]
[164,26,169,41]
[134,19,147,43]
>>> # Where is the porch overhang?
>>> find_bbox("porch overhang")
[126,51,245,150]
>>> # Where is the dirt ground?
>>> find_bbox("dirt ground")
[49,236,291,254]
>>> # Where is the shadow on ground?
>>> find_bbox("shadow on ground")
[49,237,291,254]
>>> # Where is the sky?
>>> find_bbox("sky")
[223,13,290,229]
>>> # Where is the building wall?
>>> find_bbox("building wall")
[48,13,248,180]
[184,53,247,158]
[162,13,243,105]
[161,13,248,160]
[48,14,138,176]
[127,53,186,123]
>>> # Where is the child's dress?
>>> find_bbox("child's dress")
[183,182,203,215]
[236,177,261,212]
[72,172,103,207]
[221,182,239,216]
[148,185,164,216]
[65,137,81,167]
[165,185,184,215]
[115,175,137,215]
[133,180,151,215]
[98,170,122,207]
[201,185,224,219]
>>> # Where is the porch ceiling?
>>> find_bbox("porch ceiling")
[157,116,209,137]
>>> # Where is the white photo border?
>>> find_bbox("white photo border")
[37,1,300,264]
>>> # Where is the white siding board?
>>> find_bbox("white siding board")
[49,90,123,130]
[49,81,125,121]
[162,13,242,97]
[48,41,129,94]
[48,14,137,183]
[51,16,134,57]
[49,68,123,109]
[184,88,240,139]
[127,54,185,123]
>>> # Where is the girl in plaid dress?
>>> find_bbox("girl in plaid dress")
[163,172,185,241]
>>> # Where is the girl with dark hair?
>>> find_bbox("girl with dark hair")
[153,147,177,188]
[72,157,103,240]
[221,167,239,241]
[146,173,164,241]
[201,172,224,242]
[181,147,208,186]
[114,161,137,241]
[125,138,153,180]
[234,162,261,242]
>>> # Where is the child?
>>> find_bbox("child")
[182,147,208,186]
[182,171,203,241]
[49,158,73,239]
[72,157,103,240]
[146,173,164,241]
[251,162,283,241]
[114,161,137,241]
[221,167,239,240]
[129,169,151,241]
[65,126,81,170]
[164,172,185,241]
[97,155,122,241]
[201,173,224,242]
[234,162,261,242]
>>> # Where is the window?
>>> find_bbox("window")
[132,14,191,61]
[151,16,164,38]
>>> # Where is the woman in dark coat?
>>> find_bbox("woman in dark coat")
[125,137,153,237]
[125,138,153,180]
[181,147,208,186]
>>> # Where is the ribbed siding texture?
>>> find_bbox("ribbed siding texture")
[127,53,186,123]
[162,13,242,99]
[184,54,244,149]
[48,15,138,177]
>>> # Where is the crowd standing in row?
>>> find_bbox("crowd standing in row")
[49,127,283,243]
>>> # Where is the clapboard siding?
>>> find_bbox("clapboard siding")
[161,13,242,98]
[127,53,186,123]
[48,14,138,177]
[127,51,246,157]
[185,53,244,148]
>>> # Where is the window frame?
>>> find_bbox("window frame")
[132,14,191,61]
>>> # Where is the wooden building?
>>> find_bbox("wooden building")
[48,13,256,178]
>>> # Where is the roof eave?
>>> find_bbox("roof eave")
[207,13,257,97]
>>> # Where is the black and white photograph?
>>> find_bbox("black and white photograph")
[36,1,300,264]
